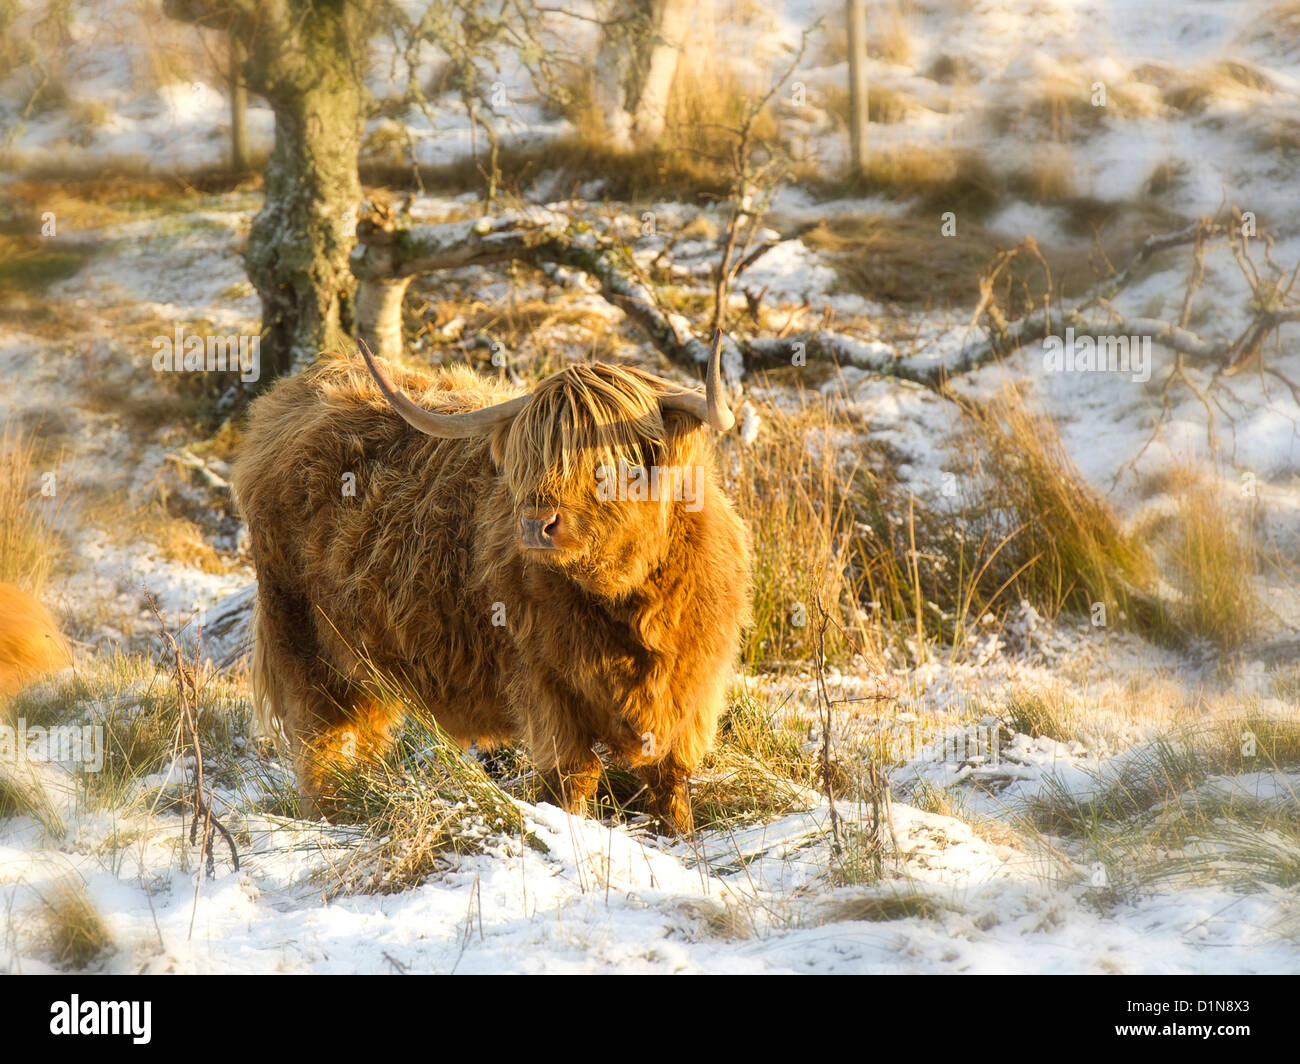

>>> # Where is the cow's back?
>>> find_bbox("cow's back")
[232,355,521,742]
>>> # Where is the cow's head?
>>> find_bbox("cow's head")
[358,340,735,593]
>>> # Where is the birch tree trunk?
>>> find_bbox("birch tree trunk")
[630,0,691,146]
[228,34,248,172]
[846,0,869,174]
[594,0,691,151]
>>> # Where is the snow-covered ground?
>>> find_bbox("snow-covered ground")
[1,0,1298,974]
[3,758,1296,974]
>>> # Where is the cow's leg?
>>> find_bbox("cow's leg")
[535,751,602,817]
[514,671,603,817]
[289,685,402,820]
[636,754,694,836]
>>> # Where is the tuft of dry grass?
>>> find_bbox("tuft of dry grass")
[952,386,1160,633]
[802,214,1029,308]
[0,235,89,297]
[40,879,113,970]
[1162,60,1276,114]
[1166,471,1260,648]
[0,762,66,835]
[97,498,232,576]
[818,5,916,65]
[814,144,1001,216]
[721,390,871,667]
[872,9,915,66]
[1004,689,1081,743]
[0,423,61,597]
[819,83,920,127]
[1023,714,1300,898]
[815,889,947,924]
[692,690,821,829]
[1010,146,1076,202]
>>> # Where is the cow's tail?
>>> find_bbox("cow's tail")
[249,599,289,747]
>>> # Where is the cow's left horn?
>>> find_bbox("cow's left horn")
[358,340,530,438]
[658,330,735,432]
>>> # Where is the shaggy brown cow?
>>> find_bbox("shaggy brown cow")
[232,343,752,834]
[0,583,69,701]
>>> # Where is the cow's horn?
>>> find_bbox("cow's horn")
[658,329,735,432]
[358,340,529,438]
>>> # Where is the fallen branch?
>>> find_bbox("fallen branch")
[352,206,1300,402]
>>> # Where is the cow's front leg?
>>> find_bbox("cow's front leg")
[636,755,694,836]
[536,753,601,817]
[517,669,604,818]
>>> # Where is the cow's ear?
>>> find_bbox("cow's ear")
[659,408,704,465]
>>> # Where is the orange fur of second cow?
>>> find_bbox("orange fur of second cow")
[0,583,69,702]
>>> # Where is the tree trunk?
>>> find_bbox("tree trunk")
[593,16,634,150]
[594,0,690,151]
[846,0,869,175]
[630,0,690,146]
[165,0,368,386]
[247,73,363,381]
[228,34,249,172]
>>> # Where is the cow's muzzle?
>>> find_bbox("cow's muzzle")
[520,511,561,550]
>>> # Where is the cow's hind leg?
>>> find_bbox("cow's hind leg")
[289,684,403,821]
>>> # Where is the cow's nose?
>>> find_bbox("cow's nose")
[520,511,560,550]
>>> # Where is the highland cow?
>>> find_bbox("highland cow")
[232,343,752,834]
[0,583,70,701]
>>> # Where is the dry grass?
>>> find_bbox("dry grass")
[663,55,782,160]
[814,889,947,924]
[692,690,821,829]
[76,317,251,436]
[10,651,251,809]
[1251,2,1300,54]
[724,381,1169,668]
[0,234,90,296]
[802,214,1012,308]
[84,493,232,576]
[325,670,530,894]
[1166,471,1260,648]
[820,3,916,66]
[39,879,113,970]
[951,386,1160,633]
[0,423,61,597]
[411,296,620,371]
[871,3,917,66]
[1010,146,1076,202]
[0,763,66,835]
[820,83,922,127]
[1161,61,1277,115]
[721,390,872,667]
[1004,689,1081,743]
[1023,713,1300,897]
[813,144,1001,216]
[374,136,738,204]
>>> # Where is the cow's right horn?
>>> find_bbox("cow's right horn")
[358,340,529,438]
[658,329,735,432]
